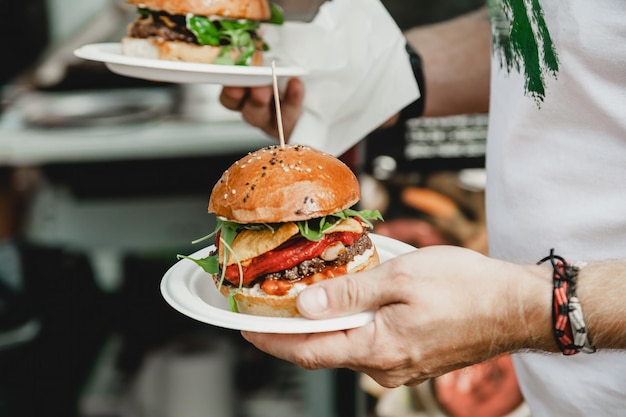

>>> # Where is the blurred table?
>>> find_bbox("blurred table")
[0,87,273,165]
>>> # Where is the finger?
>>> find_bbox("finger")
[242,325,427,389]
[219,86,249,110]
[240,86,275,130]
[297,256,411,319]
[241,325,373,370]
[280,78,305,140]
[240,331,345,369]
[282,78,305,113]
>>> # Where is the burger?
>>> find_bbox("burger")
[122,0,284,65]
[180,144,382,317]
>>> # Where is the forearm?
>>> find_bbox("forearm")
[405,6,492,117]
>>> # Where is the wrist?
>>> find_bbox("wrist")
[576,260,626,350]
[506,263,557,353]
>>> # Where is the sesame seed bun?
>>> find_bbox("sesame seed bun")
[126,0,272,20]
[120,37,264,65]
[208,145,362,224]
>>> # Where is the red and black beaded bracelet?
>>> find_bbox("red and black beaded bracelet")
[537,249,596,355]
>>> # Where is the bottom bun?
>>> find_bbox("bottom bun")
[121,37,263,65]
[214,246,380,318]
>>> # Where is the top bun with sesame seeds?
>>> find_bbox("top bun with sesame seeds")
[208,144,362,224]
[183,144,381,317]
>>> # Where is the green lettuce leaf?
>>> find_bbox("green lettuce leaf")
[184,3,283,66]
[186,16,222,46]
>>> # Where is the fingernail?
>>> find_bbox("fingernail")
[298,286,328,315]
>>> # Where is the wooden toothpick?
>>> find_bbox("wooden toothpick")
[271,60,286,148]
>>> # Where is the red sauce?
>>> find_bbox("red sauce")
[261,264,349,296]
[223,231,360,287]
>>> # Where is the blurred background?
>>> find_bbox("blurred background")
[1,1,526,417]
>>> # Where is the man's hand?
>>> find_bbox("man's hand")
[242,246,553,388]
[219,78,305,140]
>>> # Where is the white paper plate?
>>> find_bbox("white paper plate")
[74,43,308,86]
[161,234,416,333]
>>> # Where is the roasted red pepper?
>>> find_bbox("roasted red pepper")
[223,231,360,286]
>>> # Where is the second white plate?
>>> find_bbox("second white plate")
[74,43,308,86]
[160,234,416,333]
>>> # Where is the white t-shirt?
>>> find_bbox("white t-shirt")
[486,0,626,415]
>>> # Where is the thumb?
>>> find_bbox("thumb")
[296,263,397,319]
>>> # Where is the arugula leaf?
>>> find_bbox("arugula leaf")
[178,219,241,278]
[297,220,324,241]
[177,254,219,274]
[266,3,285,25]
[191,229,217,245]
[296,209,384,242]
[341,208,384,228]
[219,220,240,265]
[227,290,239,313]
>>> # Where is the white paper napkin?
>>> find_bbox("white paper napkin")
[263,0,420,157]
